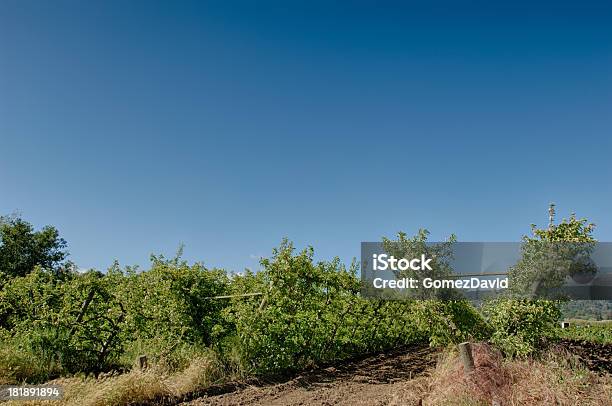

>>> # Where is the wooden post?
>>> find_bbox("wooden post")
[458,342,474,374]
[138,355,148,370]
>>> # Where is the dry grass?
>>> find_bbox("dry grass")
[505,354,611,405]
[4,354,224,406]
[6,343,611,406]
[391,342,612,406]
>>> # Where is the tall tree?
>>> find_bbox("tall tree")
[0,215,68,278]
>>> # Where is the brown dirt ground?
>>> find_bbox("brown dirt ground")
[183,345,436,406]
[174,340,610,406]
[556,338,612,374]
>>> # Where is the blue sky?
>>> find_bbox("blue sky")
[1,1,611,273]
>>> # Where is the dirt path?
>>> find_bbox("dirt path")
[184,345,437,406]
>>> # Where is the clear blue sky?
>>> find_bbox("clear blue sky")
[1,1,611,273]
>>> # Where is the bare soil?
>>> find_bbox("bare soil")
[184,345,436,406]
[557,338,612,374]
[170,340,610,406]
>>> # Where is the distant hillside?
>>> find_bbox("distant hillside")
[562,300,612,321]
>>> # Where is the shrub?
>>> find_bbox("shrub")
[484,299,561,357]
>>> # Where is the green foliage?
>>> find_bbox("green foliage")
[0,328,64,384]
[507,241,596,299]
[227,240,371,372]
[484,299,561,357]
[0,267,127,379]
[0,252,231,382]
[0,215,68,279]
[113,254,230,367]
[528,204,596,243]
[226,239,487,374]
[508,206,597,299]
[558,320,612,345]
[488,206,592,357]
[0,208,603,387]
[382,229,459,300]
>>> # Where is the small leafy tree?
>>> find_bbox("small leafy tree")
[487,204,595,357]
[508,204,596,298]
